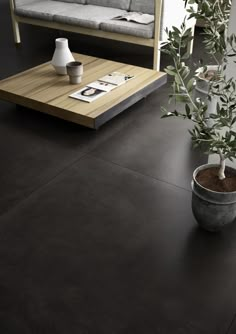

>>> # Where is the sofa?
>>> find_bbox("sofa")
[9,0,197,70]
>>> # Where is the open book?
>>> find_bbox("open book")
[113,12,154,25]
[69,71,134,103]
[99,72,134,86]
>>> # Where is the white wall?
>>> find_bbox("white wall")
[226,0,236,78]
[209,0,236,167]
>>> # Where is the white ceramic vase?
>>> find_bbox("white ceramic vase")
[51,38,74,75]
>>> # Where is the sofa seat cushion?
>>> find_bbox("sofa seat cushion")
[87,0,130,10]
[100,19,154,39]
[14,0,78,21]
[53,5,127,29]
[130,0,154,15]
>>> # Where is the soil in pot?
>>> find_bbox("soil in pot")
[196,167,236,192]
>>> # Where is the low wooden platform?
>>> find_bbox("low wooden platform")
[0,53,167,129]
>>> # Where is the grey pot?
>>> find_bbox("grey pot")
[66,61,83,84]
[191,164,236,232]
[194,65,219,127]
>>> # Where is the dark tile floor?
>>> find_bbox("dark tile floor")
[1,1,236,333]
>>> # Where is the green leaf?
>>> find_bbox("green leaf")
[174,75,182,85]
[185,104,191,117]
[166,65,175,71]
[187,78,195,91]
[165,68,176,76]
[182,52,190,60]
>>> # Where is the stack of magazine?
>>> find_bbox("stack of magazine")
[69,72,134,103]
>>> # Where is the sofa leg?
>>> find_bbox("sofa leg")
[9,0,21,44]
[12,18,21,44]
[153,45,160,71]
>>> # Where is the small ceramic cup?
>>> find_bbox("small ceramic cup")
[66,61,83,84]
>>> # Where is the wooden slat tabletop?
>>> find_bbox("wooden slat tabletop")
[0,53,167,128]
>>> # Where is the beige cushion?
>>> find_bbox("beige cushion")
[53,4,127,29]
[101,19,154,38]
[15,0,79,21]
[130,0,154,15]
[87,0,131,10]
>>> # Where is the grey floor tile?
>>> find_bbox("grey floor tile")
[0,155,235,334]
[227,315,236,334]
[91,87,207,191]
[0,20,153,215]
[1,1,236,332]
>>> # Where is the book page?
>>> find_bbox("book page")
[69,87,107,103]
[99,72,134,86]
[113,12,154,25]
[87,80,116,92]
[69,72,135,103]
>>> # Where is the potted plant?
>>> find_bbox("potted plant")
[188,0,232,114]
[161,0,236,231]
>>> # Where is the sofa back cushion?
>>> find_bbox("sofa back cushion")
[14,0,38,6]
[87,0,130,10]
[130,0,154,15]
[51,0,87,4]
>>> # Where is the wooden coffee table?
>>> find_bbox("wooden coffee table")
[0,53,167,129]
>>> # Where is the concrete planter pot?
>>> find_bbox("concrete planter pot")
[195,65,219,92]
[191,164,236,232]
[194,65,219,124]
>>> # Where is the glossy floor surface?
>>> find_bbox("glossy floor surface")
[1,1,236,333]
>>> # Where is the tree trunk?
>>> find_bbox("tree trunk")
[218,150,226,180]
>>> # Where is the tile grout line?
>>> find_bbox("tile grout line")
[226,313,236,334]
[0,150,192,221]
[0,152,89,220]
[87,152,192,194]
